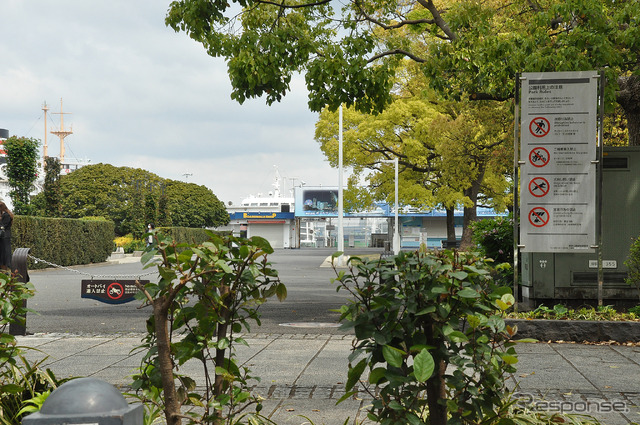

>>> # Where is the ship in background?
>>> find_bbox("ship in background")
[0,99,90,208]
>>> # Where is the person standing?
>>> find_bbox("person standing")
[0,202,13,271]
[146,223,155,248]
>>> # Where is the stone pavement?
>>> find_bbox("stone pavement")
[15,332,640,425]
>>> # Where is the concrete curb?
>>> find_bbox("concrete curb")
[506,318,640,343]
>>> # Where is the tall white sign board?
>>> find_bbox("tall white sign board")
[520,71,598,253]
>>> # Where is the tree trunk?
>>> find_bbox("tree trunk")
[154,297,182,425]
[425,323,448,425]
[446,207,456,243]
[617,75,640,146]
[213,284,233,425]
[460,204,477,250]
[460,167,484,250]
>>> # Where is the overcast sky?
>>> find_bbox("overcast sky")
[0,0,339,205]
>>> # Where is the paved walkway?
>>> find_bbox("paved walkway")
[16,332,640,425]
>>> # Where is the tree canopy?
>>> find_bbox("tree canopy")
[3,136,40,215]
[31,163,229,235]
[315,69,512,244]
[166,0,639,144]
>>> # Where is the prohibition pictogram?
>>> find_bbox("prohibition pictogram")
[107,282,124,300]
[530,117,550,137]
[528,207,549,227]
[529,147,550,168]
[529,177,550,198]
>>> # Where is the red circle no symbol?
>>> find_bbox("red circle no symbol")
[529,147,550,168]
[528,207,549,227]
[530,117,550,137]
[529,177,550,198]
[107,282,124,300]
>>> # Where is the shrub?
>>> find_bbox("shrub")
[114,234,134,248]
[471,213,514,285]
[122,238,146,254]
[131,232,286,425]
[0,272,70,425]
[624,234,640,301]
[12,216,115,268]
[332,250,522,425]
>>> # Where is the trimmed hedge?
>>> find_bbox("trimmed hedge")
[12,216,115,269]
[156,227,229,246]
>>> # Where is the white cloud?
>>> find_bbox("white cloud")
[0,0,339,204]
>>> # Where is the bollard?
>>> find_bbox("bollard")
[21,377,143,425]
[9,247,30,336]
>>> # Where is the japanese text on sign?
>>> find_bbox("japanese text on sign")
[519,71,599,253]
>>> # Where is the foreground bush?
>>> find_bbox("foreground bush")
[0,272,70,425]
[333,250,522,425]
[131,232,286,425]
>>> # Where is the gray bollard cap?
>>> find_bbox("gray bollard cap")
[22,377,143,425]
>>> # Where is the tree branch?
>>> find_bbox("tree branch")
[468,92,512,102]
[254,0,331,9]
[417,0,458,41]
[368,49,427,64]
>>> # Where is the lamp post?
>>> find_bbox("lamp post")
[337,105,345,265]
[380,158,399,254]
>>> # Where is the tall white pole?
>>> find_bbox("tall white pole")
[393,158,400,254]
[338,105,344,263]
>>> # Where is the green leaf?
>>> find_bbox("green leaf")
[496,299,510,310]
[466,314,481,329]
[382,345,405,368]
[140,248,157,265]
[500,293,515,309]
[514,338,538,343]
[416,306,436,315]
[346,359,366,391]
[450,271,468,280]
[501,354,519,365]
[368,367,386,384]
[448,331,469,342]
[406,413,423,425]
[413,349,434,382]
[0,383,24,394]
[216,337,230,350]
[335,390,358,405]
[275,283,287,301]
[388,400,404,411]
[457,288,480,299]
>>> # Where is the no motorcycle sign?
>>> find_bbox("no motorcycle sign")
[81,280,148,304]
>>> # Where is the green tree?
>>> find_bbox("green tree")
[156,190,172,227]
[42,156,62,217]
[31,164,228,235]
[164,180,230,229]
[144,193,157,227]
[315,78,511,246]
[166,0,639,142]
[127,187,145,238]
[3,136,40,215]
